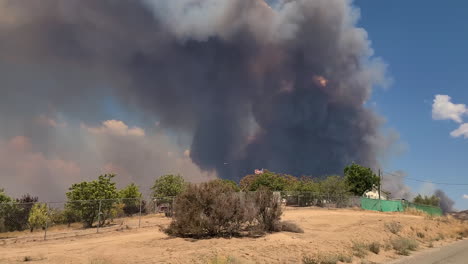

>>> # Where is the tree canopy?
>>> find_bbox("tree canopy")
[344,163,379,196]
[239,170,297,191]
[413,194,440,207]
[66,174,119,228]
[151,174,186,198]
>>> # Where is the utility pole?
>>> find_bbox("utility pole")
[378,169,382,200]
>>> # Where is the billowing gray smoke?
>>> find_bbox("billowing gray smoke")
[0,0,390,184]
[435,189,455,214]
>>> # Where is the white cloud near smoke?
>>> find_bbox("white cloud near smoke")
[432,95,467,123]
[83,119,145,137]
[450,123,468,139]
[432,94,468,139]
[463,194,468,200]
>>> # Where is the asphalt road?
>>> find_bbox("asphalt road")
[388,239,468,264]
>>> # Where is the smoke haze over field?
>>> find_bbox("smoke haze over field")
[0,0,394,200]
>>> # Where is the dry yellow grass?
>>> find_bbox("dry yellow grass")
[0,208,467,264]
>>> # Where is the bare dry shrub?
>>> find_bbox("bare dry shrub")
[385,221,402,234]
[351,241,368,258]
[368,242,380,254]
[280,221,304,233]
[247,188,282,232]
[391,238,418,255]
[165,182,282,238]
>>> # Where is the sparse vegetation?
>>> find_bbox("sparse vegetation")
[302,252,351,264]
[391,238,418,255]
[416,231,425,239]
[351,241,368,258]
[385,221,402,234]
[209,255,239,264]
[435,233,445,241]
[280,221,304,233]
[23,256,32,262]
[368,242,381,254]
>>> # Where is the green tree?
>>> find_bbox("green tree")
[0,191,38,232]
[119,183,144,216]
[0,188,11,203]
[319,175,350,195]
[239,170,297,191]
[28,203,49,232]
[66,174,119,228]
[292,177,320,193]
[344,163,379,196]
[151,174,186,198]
[413,194,440,207]
[0,189,12,232]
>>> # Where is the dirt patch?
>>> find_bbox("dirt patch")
[0,208,467,263]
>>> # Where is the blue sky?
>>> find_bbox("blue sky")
[355,1,468,209]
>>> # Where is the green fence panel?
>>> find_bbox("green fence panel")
[405,203,443,216]
[361,197,443,216]
[361,197,381,211]
[381,199,405,212]
[360,197,404,212]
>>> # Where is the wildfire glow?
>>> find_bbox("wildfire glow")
[313,75,328,87]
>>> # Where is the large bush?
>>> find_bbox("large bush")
[165,180,282,238]
[66,174,119,228]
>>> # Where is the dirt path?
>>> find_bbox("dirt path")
[1,208,466,263]
[387,239,468,264]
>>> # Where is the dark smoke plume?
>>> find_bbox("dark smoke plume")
[435,189,455,214]
[0,0,391,185]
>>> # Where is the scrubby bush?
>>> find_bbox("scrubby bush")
[280,221,304,233]
[351,241,368,258]
[385,221,402,234]
[302,253,352,264]
[368,242,381,254]
[391,238,418,255]
[248,188,282,232]
[165,180,283,238]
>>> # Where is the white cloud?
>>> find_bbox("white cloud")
[84,120,145,137]
[450,123,468,138]
[463,194,468,200]
[432,95,467,123]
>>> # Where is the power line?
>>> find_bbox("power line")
[382,171,468,186]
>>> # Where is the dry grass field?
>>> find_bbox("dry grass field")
[1,207,467,264]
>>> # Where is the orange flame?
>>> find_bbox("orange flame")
[313,75,328,87]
